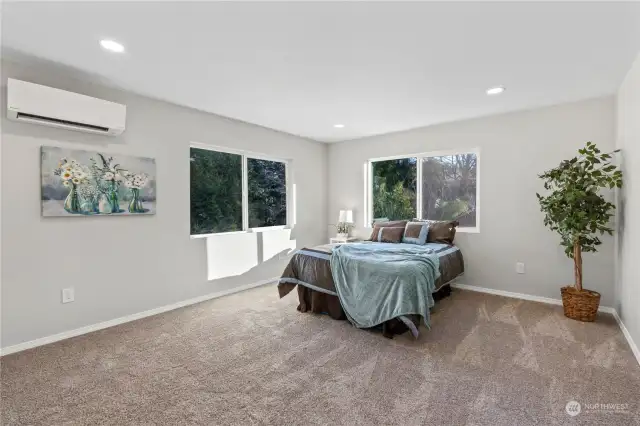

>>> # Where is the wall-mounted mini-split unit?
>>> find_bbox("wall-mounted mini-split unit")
[6,78,126,136]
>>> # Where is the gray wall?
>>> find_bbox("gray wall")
[615,53,640,352]
[0,54,625,350]
[327,97,617,305]
[0,59,328,348]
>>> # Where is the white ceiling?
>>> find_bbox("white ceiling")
[3,2,640,142]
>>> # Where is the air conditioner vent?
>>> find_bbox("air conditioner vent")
[16,112,110,133]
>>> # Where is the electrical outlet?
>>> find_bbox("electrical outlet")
[61,288,75,303]
[516,262,525,274]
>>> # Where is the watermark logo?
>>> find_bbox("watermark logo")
[566,400,630,416]
[566,400,581,417]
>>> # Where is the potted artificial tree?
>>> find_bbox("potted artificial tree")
[537,142,623,322]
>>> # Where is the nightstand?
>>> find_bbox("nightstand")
[330,237,361,244]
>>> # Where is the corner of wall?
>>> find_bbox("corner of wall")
[613,50,640,365]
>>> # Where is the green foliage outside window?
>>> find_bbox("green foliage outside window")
[422,154,477,227]
[371,154,477,226]
[248,158,287,228]
[372,158,417,221]
[190,148,243,235]
[190,148,287,235]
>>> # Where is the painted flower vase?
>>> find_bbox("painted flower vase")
[80,198,99,215]
[63,185,81,214]
[128,188,145,213]
[108,180,121,213]
[98,193,113,214]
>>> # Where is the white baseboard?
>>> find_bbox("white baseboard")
[450,283,615,313]
[610,310,640,367]
[451,283,639,366]
[0,277,279,357]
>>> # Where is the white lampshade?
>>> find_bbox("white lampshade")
[338,210,353,223]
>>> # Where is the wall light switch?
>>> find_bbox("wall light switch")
[516,262,526,274]
[62,288,74,303]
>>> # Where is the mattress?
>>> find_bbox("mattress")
[421,243,465,291]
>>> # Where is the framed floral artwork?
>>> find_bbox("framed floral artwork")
[40,146,156,216]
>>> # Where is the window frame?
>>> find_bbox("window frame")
[190,142,291,238]
[366,148,480,233]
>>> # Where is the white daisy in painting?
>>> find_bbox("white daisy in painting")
[119,172,150,190]
[72,177,81,185]
[63,180,71,187]
[61,171,73,180]
[136,174,148,187]
[103,172,115,180]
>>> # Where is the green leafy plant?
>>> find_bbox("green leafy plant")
[373,181,416,221]
[536,142,622,291]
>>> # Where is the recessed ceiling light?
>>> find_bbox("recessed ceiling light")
[486,86,505,95]
[333,124,345,128]
[100,39,125,53]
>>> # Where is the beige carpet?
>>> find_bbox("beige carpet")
[2,285,639,425]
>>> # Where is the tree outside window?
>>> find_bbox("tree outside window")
[421,154,477,227]
[190,147,288,235]
[372,158,417,221]
[370,152,478,228]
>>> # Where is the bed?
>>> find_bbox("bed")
[278,241,464,338]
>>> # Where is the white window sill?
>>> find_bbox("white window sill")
[190,225,290,239]
[457,227,479,234]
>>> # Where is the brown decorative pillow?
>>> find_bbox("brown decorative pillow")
[367,220,408,241]
[374,227,405,243]
[412,219,459,244]
[402,222,429,245]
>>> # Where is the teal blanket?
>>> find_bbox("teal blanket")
[330,243,440,333]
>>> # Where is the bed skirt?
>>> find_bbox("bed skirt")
[292,283,452,338]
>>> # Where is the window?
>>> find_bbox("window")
[190,148,243,234]
[248,158,287,228]
[371,158,417,221]
[421,154,477,227]
[368,150,479,231]
[190,145,288,236]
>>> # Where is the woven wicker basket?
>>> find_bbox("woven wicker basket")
[561,286,601,322]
